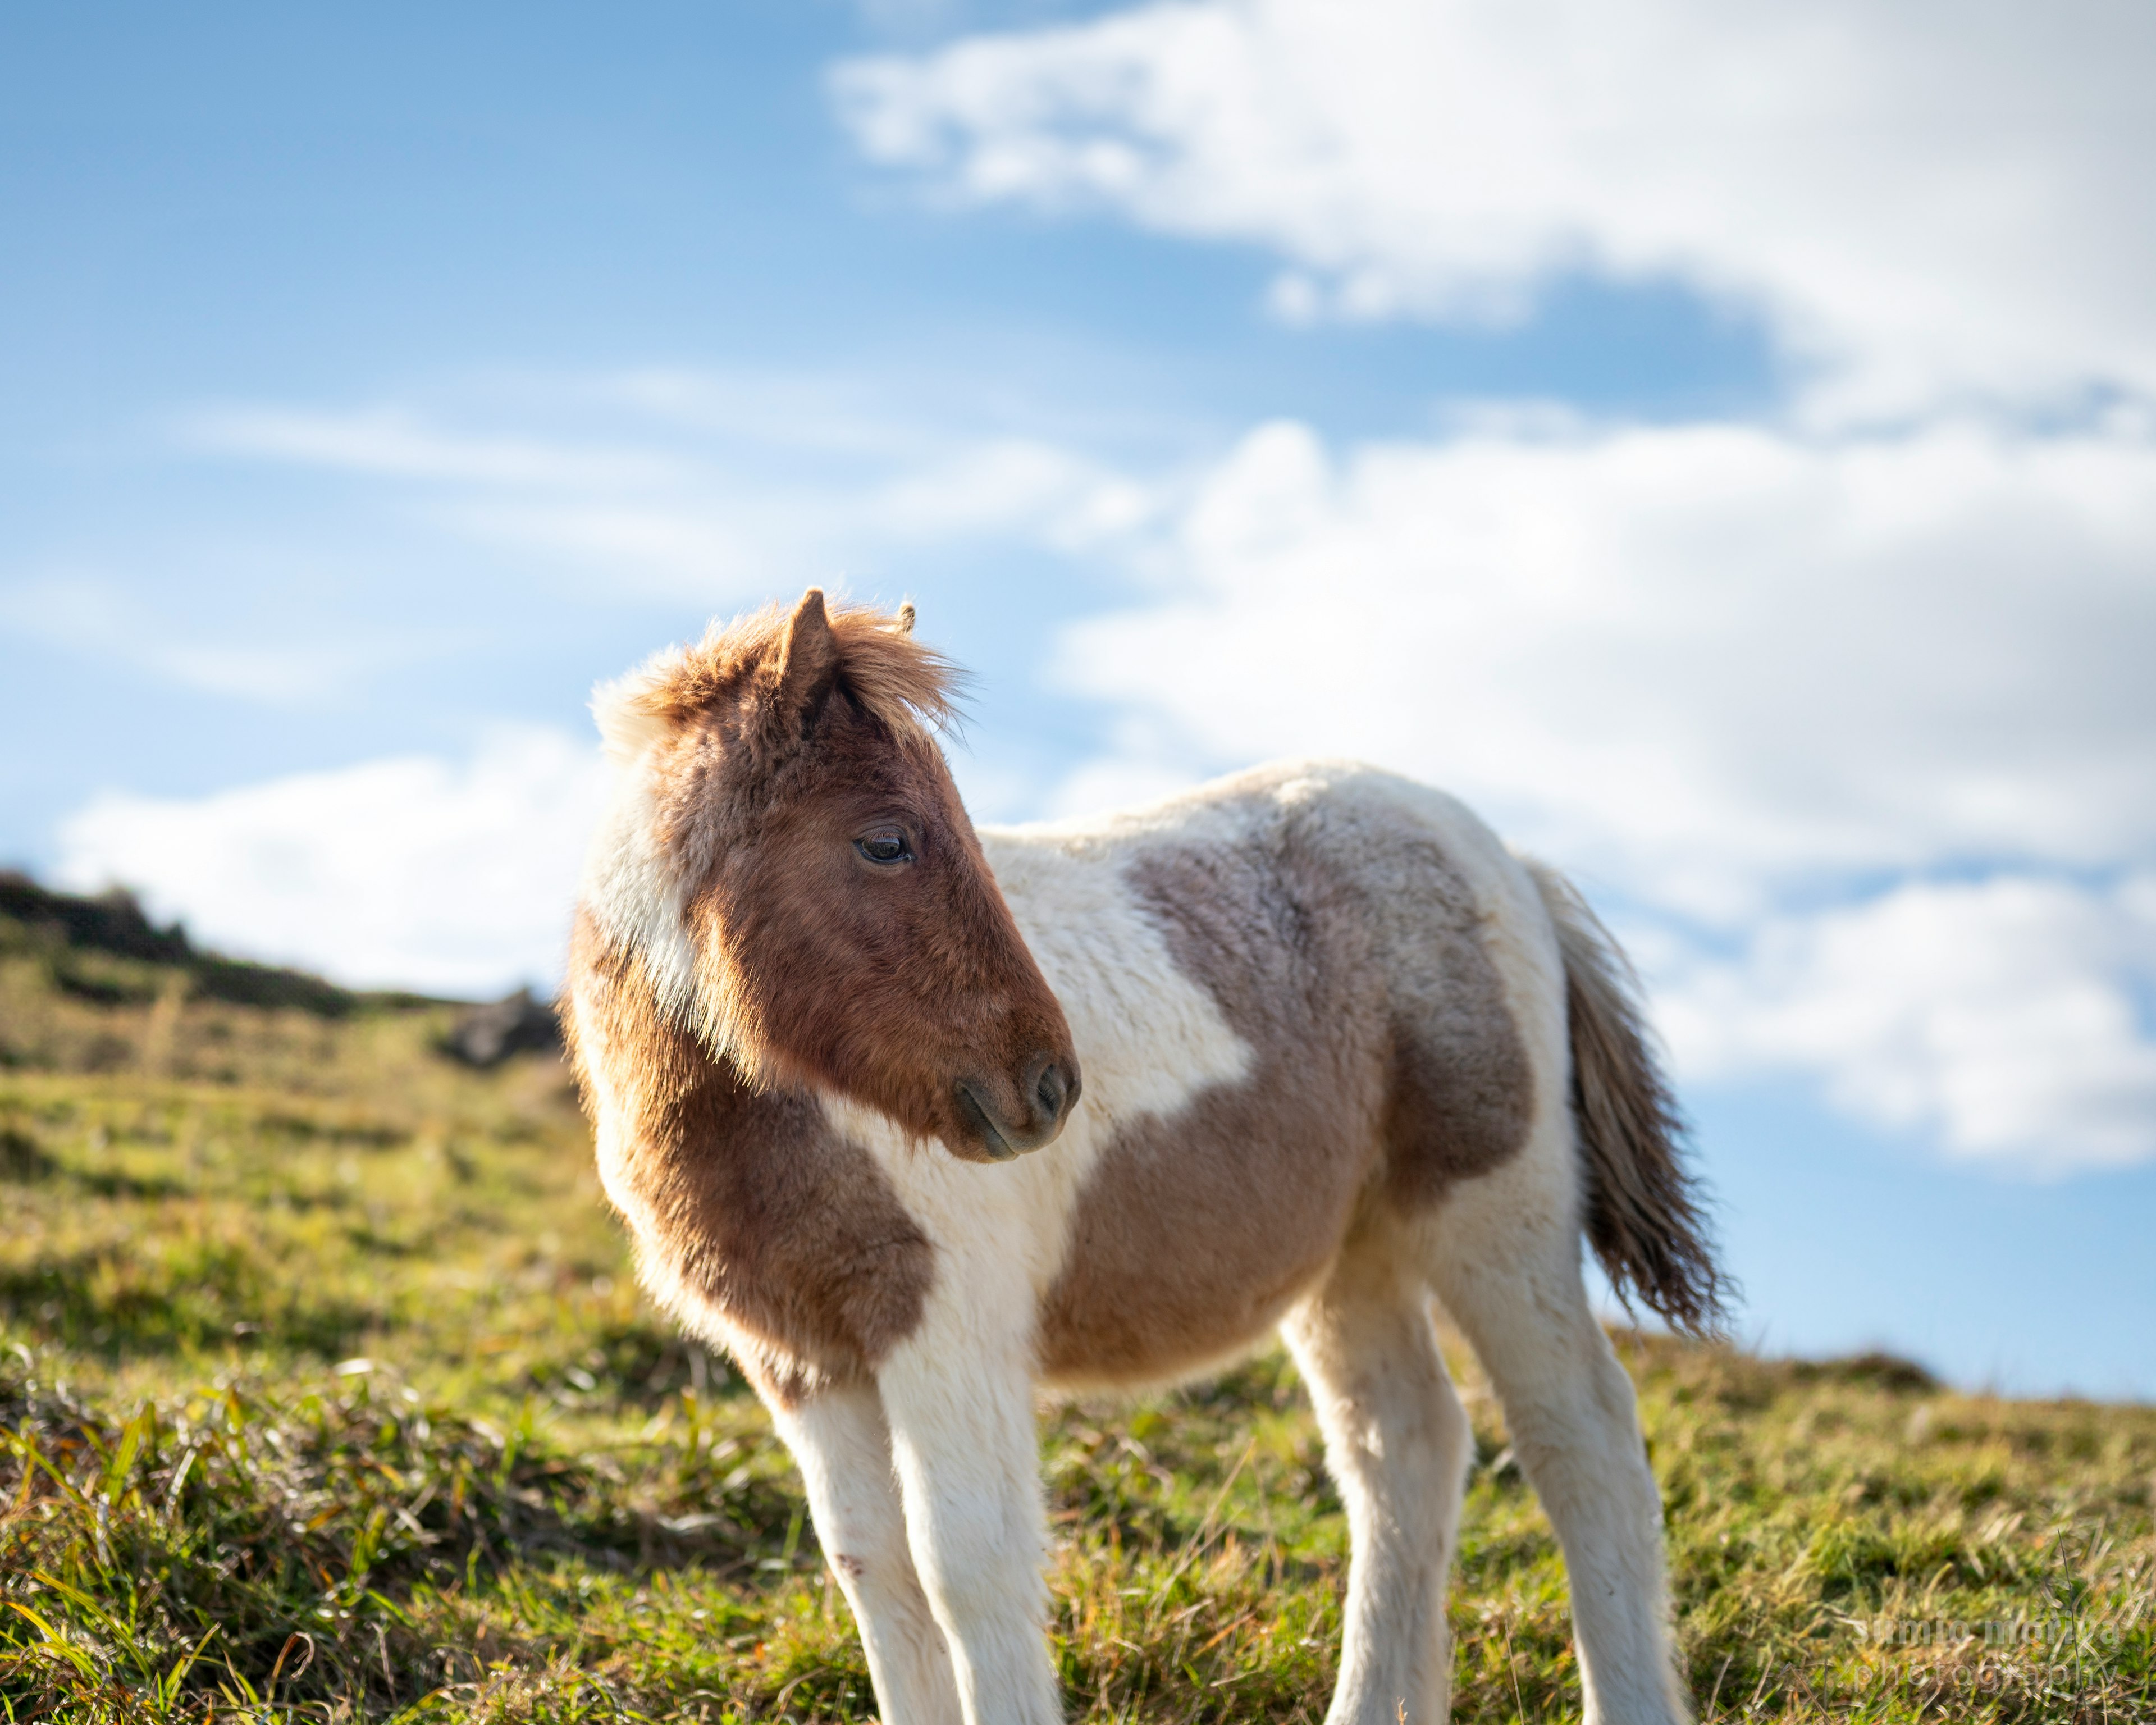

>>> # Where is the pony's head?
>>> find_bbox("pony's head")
[590,588,1080,1162]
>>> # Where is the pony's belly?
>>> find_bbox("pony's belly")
[1031,1110,1373,1390]
[1032,1238,1342,1392]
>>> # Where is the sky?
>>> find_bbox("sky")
[4,0,2153,1398]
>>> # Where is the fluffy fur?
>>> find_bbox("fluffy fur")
[567,595,1721,1725]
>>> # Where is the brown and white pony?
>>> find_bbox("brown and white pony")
[565,590,1721,1725]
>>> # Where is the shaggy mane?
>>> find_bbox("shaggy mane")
[592,598,961,760]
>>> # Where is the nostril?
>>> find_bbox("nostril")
[1035,1061,1066,1121]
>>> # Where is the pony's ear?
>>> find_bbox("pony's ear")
[762,587,842,738]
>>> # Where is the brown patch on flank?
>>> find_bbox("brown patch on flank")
[1379,846,1536,1208]
[564,908,933,1406]
[1035,839,1385,1385]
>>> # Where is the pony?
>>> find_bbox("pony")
[564,590,1722,1725]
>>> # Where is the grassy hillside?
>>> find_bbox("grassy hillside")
[1,900,2150,1722]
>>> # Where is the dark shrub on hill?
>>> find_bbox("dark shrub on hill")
[0,871,447,1020]
[440,988,563,1067]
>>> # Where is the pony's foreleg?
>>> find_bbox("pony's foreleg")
[1283,1229,1472,1725]
[771,1382,963,1725]
[1423,1148,1691,1725]
[876,1330,1059,1725]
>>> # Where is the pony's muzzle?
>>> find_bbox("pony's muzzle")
[953,1053,1081,1162]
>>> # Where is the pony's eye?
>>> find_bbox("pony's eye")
[855,829,914,866]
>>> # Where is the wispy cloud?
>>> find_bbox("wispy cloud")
[188,406,689,490]
[0,572,392,705]
[181,377,1159,599]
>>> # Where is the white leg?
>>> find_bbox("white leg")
[1283,1231,1472,1725]
[1423,1146,1691,1725]
[876,1336,1059,1725]
[772,1382,963,1725]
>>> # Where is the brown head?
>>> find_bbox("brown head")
[602,588,1080,1162]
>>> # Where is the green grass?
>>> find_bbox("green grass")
[1,925,2150,1721]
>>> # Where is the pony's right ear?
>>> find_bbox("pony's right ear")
[757,588,842,745]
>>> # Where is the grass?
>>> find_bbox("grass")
[1,914,2151,1721]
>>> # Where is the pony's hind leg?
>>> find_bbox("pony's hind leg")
[771,1382,963,1725]
[1420,1147,1691,1725]
[1282,1226,1474,1725]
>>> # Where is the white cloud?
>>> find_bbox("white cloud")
[1054,414,2156,908]
[54,729,604,997]
[837,0,2156,418]
[1658,875,2156,1175]
[1043,413,2156,1171]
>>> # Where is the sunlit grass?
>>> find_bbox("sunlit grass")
[1,920,2150,1721]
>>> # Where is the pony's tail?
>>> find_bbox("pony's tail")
[1524,860,1729,1338]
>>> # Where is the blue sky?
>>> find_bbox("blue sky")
[5,1,2153,1398]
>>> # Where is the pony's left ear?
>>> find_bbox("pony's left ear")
[761,587,843,742]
